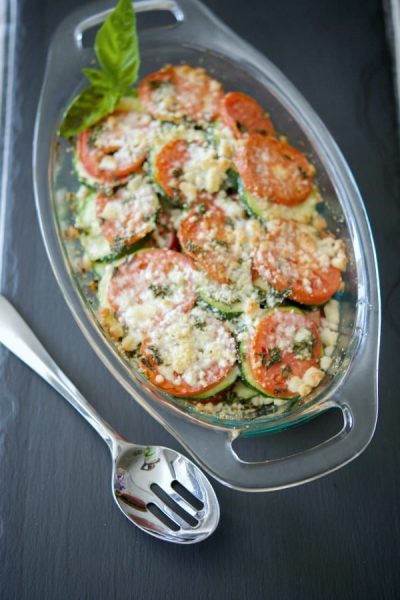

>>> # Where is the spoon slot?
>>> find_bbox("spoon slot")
[147,502,180,532]
[150,483,199,527]
[171,480,204,511]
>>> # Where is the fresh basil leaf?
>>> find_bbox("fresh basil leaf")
[95,0,140,89]
[59,85,118,138]
[82,68,113,90]
[59,0,141,137]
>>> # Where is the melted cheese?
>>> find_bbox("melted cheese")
[94,111,160,171]
[212,120,236,159]
[256,219,347,293]
[75,175,159,261]
[146,307,236,387]
[105,258,194,347]
[69,71,349,410]
[180,143,230,196]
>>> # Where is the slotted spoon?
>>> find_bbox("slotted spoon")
[0,295,219,543]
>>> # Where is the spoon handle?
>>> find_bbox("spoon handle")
[0,295,119,450]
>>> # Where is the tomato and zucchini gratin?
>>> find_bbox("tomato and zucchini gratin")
[64,64,347,420]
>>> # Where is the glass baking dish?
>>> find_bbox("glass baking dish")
[33,0,380,491]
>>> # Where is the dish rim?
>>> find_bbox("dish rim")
[33,0,381,490]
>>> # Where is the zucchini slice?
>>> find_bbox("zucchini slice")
[238,178,320,224]
[74,97,153,189]
[229,379,258,401]
[150,131,232,206]
[190,366,239,400]
[195,256,256,318]
[74,153,101,190]
[198,288,244,319]
[75,178,159,263]
[239,339,282,398]
[238,306,319,399]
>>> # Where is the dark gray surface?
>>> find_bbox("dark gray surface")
[1,0,399,598]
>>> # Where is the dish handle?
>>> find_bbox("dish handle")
[161,324,379,492]
[43,0,203,105]
[48,0,218,57]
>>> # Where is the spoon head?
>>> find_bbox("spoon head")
[112,443,220,543]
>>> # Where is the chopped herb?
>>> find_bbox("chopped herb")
[281,364,292,378]
[282,153,294,161]
[273,388,288,394]
[298,167,309,180]
[88,126,102,148]
[172,167,183,178]
[112,235,126,253]
[236,121,247,133]
[169,191,184,207]
[293,334,316,359]
[254,403,277,417]
[224,217,235,228]
[223,168,238,192]
[103,187,115,198]
[193,318,206,330]
[185,240,201,253]
[147,345,163,364]
[258,347,282,369]
[149,79,163,90]
[258,285,291,308]
[125,346,139,359]
[214,239,229,249]
[149,283,171,298]
[140,356,152,369]
[195,203,208,215]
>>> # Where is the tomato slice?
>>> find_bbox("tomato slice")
[249,309,321,398]
[153,138,226,205]
[139,309,237,397]
[95,179,158,248]
[178,200,235,284]
[108,249,196,327]
[175,65,223,122]
[219,92,275,138]
[235,133,315,206]
[253,219,344,305]
[137,65,177,117]
[77,110,153,185]
[154,139,189,203]
[140,347,234,398]
[138,65,223,123]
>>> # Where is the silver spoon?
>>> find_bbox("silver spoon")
[0,295,219,543]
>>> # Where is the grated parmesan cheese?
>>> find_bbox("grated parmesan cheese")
[288,366,324,397]
[145,307,237,388]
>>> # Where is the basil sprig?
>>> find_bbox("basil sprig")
[59,0,140,138]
